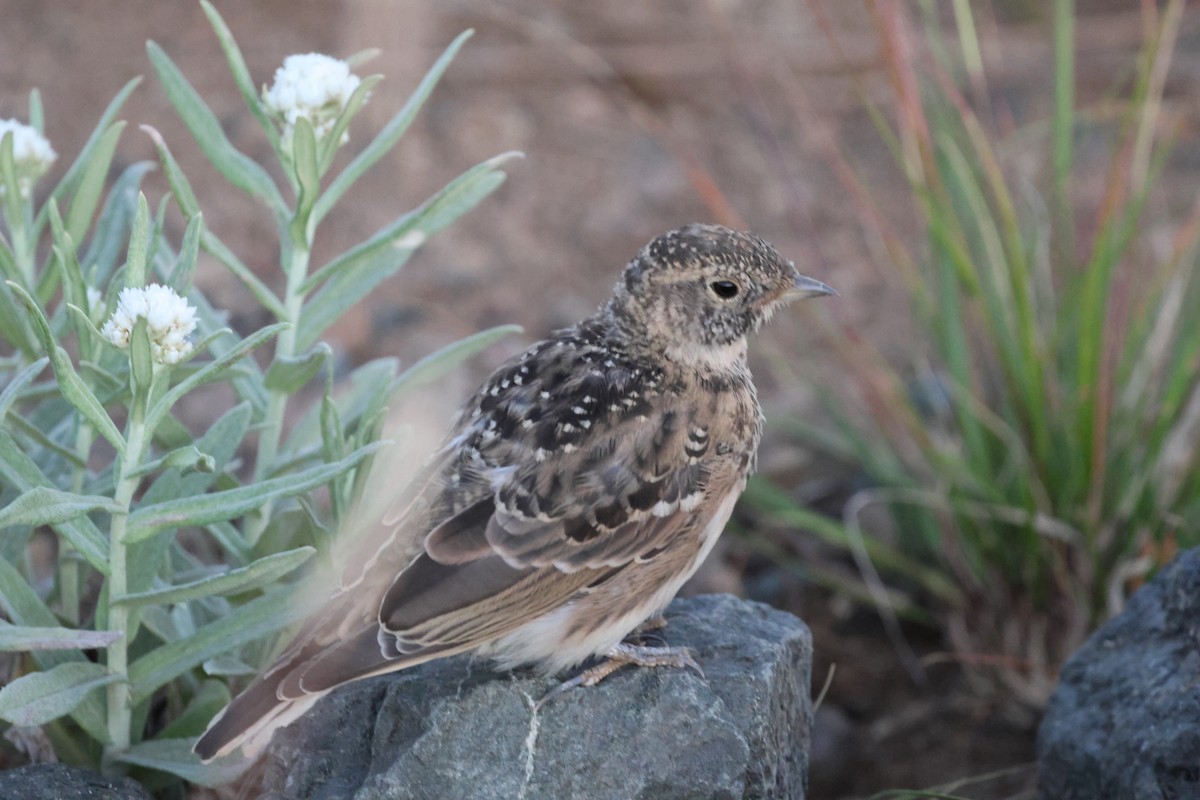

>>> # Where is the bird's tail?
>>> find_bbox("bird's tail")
[193,659,326,762]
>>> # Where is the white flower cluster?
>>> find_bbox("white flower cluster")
[100,284,198,366]
[0,118,57,198]
[263,53,362,144]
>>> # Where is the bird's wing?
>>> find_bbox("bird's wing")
[289,396,724,692]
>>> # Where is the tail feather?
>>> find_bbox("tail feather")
[192,626,455,761]
[193,666,300,761]
[193,635,334,761]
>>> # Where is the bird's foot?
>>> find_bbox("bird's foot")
[536,642,703,710]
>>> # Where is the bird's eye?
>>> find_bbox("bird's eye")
[709,280,740,299]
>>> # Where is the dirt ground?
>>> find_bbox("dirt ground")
[2,1,1199,797]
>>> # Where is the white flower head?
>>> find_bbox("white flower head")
[100,284,198,366]
[263,53,363,146]
[0,118,57,199]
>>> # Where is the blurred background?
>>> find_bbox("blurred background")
[3,1,1198,797]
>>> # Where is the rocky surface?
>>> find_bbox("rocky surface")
[1037,547,1200,800]
[260,594,813,800]
[0,763,153,800]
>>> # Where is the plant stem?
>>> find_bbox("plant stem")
[105,385,150,758]
[249,240,310,540]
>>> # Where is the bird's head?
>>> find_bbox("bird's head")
[608,223,834,367]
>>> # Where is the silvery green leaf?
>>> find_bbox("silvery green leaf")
[157,679,230,739]
[124,192,152,289]
[0,274,35,356]
[124,443,383,543]
[313,30,473,226]
[391,324,522,397]
[0,621,122,652]
[290,115,320,241]
[320,395,344,464]
[297,153,517,351]
[28,88,44,132]
[140,124,200,218]
[195,401,253,470]
[130,445,216,479]
[37,76,142,237]
[0,486,121,530]
[317,74,381,175]
[113,547,314,608]
[284,358,396,457]
[206,521,250,566]
[171,603,196,638]
[207,229,288,319]
[0,134,25,251]
[252,502,328,562]
[83,161,156,287]
[128,587,312,704]
[169,213,203,295]
[6,282,125,455]
[65,121,126,247]
[130,318,154,393]
[198,0,280,153]
[0,557,109,741]
[320,397,347,517]
[0,356,48,421]
[0,661,119,727]
[301,150,520,297]
[146,41,286,215]
[112,737,251,788]
[145,323,287,434]
[0,228,18,282]
[345,48,382,68]
[46,203,88,336]
[263,343,331,395]
[138,606,177,643]
[0,435,110,573]
[141,125,286,322]
[7,414,86,468]
[0,533,80,630]
[202,653,256,677]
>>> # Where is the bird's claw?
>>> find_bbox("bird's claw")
[536,642,704,711]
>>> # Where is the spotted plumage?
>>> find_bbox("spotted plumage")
[194,223,834,761]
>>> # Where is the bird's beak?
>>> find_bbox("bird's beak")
[786,273,837,301]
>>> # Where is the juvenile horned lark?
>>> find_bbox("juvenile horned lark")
[194,223,834,761]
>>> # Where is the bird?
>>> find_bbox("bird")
[193,223,835,762]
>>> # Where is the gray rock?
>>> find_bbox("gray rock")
[1037,547,1200,800]
[0,763,152,800]
[263,594,813,800]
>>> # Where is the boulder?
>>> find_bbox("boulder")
[0,763,152,800]
[262,594,814,800]
[1037,547,1200,799]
